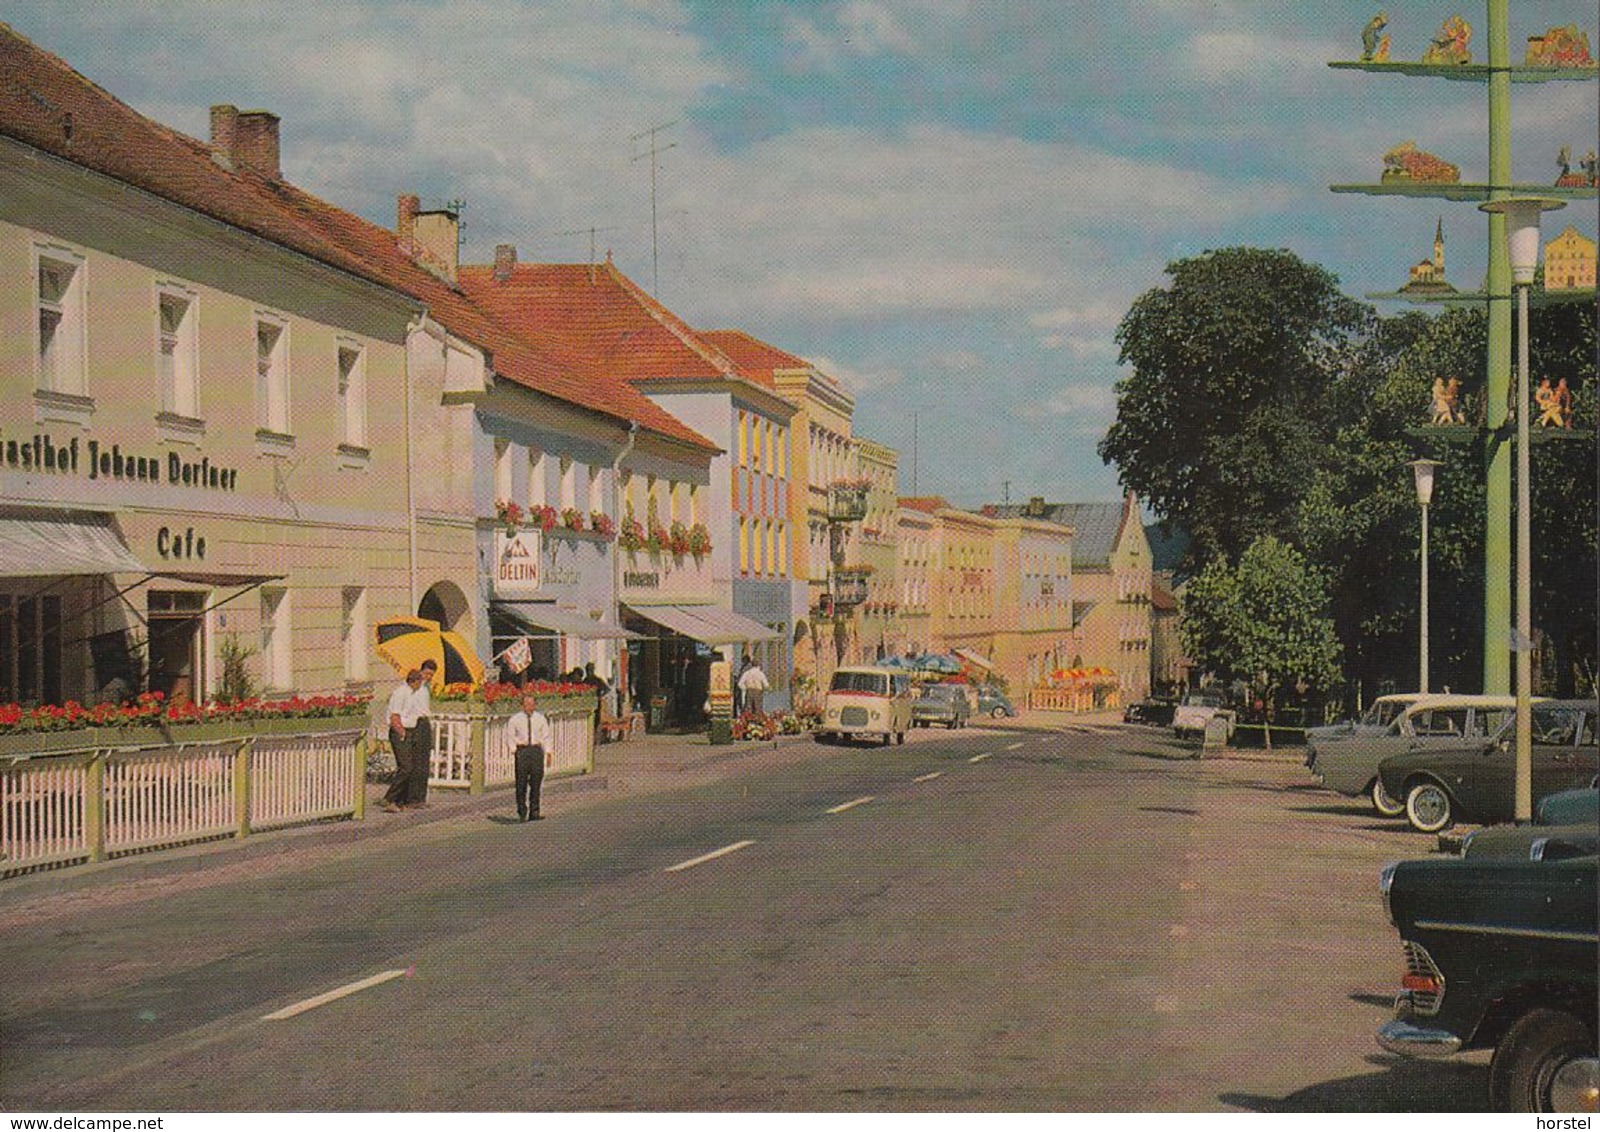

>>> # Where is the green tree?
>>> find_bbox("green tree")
[1180,536,1344,699]
[1098,247,1370,568]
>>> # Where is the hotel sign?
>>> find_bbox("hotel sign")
[494,529,542,596]
[1,429,239,491]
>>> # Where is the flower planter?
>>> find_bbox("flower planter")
[0,713,369,758]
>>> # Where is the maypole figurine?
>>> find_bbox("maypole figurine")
[1361,12,1390,62]
[1525,25,1594,67]
[1382,141,1461,184]
[1430,376,1464,425]
[1535,378,1563,426]
[1421,15,1473,65]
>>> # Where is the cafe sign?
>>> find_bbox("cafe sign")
[494,529,542,596]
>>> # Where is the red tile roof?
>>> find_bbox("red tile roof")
[0,23,714,453]
[458,260,795,418]
[898,496,951,514]
[698,330,811,388]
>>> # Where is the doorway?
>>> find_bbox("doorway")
[147,590,205,703]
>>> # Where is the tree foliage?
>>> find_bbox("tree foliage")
[1098,247,1369,567]
[1180,536,1343,692]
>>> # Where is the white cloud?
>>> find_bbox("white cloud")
[810,354,903,394]
[1016,383,1118,422]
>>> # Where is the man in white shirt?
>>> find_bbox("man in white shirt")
[738,658,770,716]
[405,659,437,808]
[382,668,425,813]
[506,689,553,822]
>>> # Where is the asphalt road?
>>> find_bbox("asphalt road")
[0,722,1487,1112]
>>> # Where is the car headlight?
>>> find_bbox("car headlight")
[870,709,881,722]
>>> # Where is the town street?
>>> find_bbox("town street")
[0,724,1486,1112]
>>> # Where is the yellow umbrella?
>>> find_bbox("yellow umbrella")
[374,616,485,690]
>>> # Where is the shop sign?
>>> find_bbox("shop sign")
[494,530,542,596]
[156,525,206,561]
[0,428,239,491]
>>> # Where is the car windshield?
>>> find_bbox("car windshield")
[1361,700,1406,727]
[1184,692,1223,707]
[919,685,960,701]
[831,672,886,694]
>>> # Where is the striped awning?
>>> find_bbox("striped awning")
[0,510,148,577]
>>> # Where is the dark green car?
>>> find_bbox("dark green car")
[1377,700,1599,833]
[1377,853,1598,1112]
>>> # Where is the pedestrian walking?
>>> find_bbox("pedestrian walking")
[738,656,770,717]
[734,653,751,716]
[382,667,425,813]
[404,659,437,808]
[506,689,553,822]
[584,662,611,735]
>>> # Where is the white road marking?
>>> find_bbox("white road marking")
[969,753,992,763]
[261,969,408,1021]
[912,771,944,783]
[826,796,876,814]
[1005,742,1024,750]
[664,839,757,873]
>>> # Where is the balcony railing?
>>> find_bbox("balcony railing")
[828,484,869,523]
[831,567,872,608]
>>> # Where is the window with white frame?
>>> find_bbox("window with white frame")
[259,587,291,691]
[341,587,368,681]
[739,517,750,574]
[157,289,199,418]
[337,342,367,449]
[255,317,290,434]
[559,456,575,510]
[36,250,86,396]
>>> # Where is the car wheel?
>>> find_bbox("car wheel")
[1489,1008,1598,1113]
[947,719,957,730]
[991,706,1007,719]
[1405,781,1455,833]
[1370,777,1406,818]
[895,730,905,745]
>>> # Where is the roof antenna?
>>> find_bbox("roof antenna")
[553,225,621,285]
[630,120,678,295]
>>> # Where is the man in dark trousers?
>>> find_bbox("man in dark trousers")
[382,667,425,813]
[506,688,553,821]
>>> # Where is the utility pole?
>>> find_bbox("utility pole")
[630,120,678,294]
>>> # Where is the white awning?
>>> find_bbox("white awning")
[953,647,995,671]
[0,510,148,577]
[624,603,781,646]
[492,601,640,641]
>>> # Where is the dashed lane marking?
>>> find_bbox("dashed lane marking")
[912,771,944,783]
[262,969,409,1021]
[968,753,993,763]
[826,796,876,814]
[664,839,757,873]
[1004,742,1024,750]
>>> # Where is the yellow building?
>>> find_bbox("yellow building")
[854,438,901,661]
[1544,225,1597,290]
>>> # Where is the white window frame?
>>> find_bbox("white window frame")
[259,586,291,691]
[337,340,367,450]
[528,447,547,508]
[341,587,368,682]
[494,438,514,502]
[255,314,291,436]
[35,246,87,398]
[156,284,200,420]
[559,456,576,510]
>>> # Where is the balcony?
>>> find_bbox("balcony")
[831,566,873,609]
[827,482,869,523]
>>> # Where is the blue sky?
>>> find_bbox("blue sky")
[9,1,1595,507]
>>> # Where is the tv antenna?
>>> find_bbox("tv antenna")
[630,119,678,294]
[552,225,623,281]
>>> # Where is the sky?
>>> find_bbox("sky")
[8,1,1596,509]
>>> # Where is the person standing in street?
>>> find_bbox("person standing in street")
[406,659,437,809]
[734,653,751,716]
[738,656,770,717]
[382,668,425,813]
[506,689,553,821]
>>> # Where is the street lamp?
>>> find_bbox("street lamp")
[1409,459,1440,694]
[1479,195,1564,821]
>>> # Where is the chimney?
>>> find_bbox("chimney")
[396,194,420,249]
[209,104,280,179]
[493,243,517,282]
[412,207,460,284]
[1027,496,1046,517]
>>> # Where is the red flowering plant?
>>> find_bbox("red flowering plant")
[590,512,616,540]
[494,499,524,534]
[530,505,559,533]
[561,507,585,533]
[618,517,647,552]
[646,523,670,555]
[668,521,690,557]
[433,679,593,710]
[0,689,370,735]
[687,522,712,558]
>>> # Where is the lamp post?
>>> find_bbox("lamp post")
[1409,459,1440,694]
[1479,195,1564,821]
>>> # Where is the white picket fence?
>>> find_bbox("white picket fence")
[1,729,366,877]
[429,709,595,789]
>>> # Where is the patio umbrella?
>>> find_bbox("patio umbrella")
[374,616,485,690]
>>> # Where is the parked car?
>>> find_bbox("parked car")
[1460,823,1599,861]
[1172,690,1236,742]
[1304,693,1428,762]
[816,666,913,746]
[1124,696,1176,726]
[1306,694,1530,818]
[1538,785,1599,826]
[912,683,971,729]
[976,687,1015,719]
[1377,699,1598,833]
[1377,852,1597,1112]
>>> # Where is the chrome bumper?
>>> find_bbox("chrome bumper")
[1378,1018,1463,1058]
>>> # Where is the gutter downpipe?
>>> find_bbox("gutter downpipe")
[406,311,449,612]
[611,421,640,696]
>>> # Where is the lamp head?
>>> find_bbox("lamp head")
[1410,458,1441,506]
[1479,197,1566,284]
